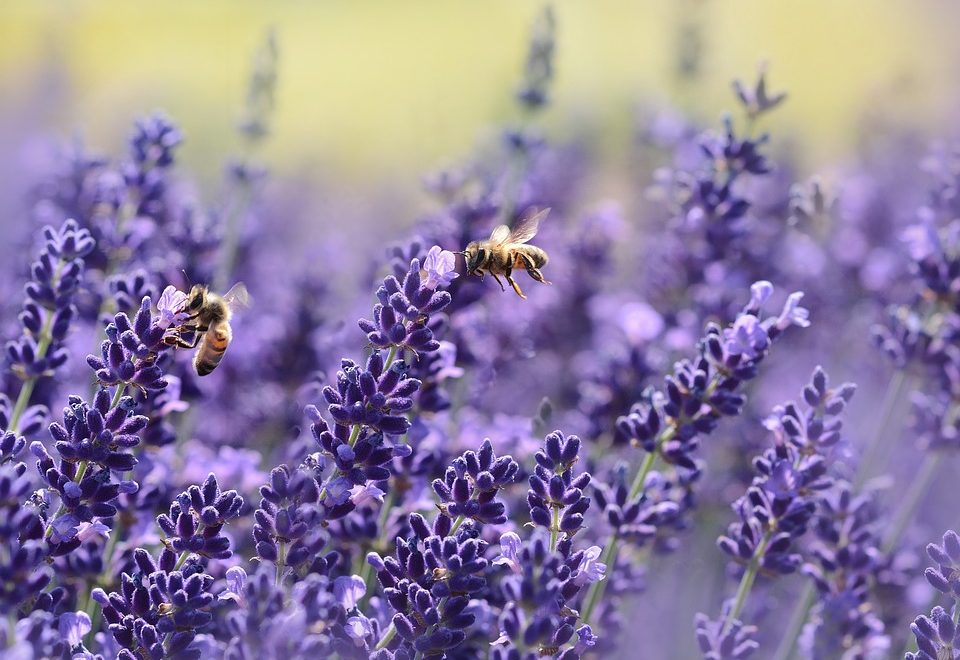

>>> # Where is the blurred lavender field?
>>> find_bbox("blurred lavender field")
[3,2,960,659]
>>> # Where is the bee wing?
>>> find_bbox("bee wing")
[507,208,549,244]
[488,224,511,245]
[222,282,252,312]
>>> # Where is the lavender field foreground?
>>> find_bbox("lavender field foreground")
[3,7,960,660]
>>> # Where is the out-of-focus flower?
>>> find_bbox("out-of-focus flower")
[218,565,247,607]
[492,531,523,574]
[334,575,366,610]
[58,611,92,648]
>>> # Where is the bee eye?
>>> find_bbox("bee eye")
[189,296,203,310]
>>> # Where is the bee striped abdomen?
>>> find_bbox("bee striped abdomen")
[194,324,232,376]
[525,246,548,267]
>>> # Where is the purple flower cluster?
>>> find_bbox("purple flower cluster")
[697,366,855,658]
[7,220,94,383]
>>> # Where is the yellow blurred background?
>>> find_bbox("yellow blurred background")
[0,0,957,190]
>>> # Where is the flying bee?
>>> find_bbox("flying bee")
[461,208,551,299]
[166,283,250,376]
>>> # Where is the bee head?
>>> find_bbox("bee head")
[186,285,208,312]
[462,243,485,274]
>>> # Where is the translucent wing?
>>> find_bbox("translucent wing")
[507,208,549,244]
[488,224,511,245]
[221,282,251,312]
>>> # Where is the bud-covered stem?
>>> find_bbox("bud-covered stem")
[722,531,772,635]
[8,261,65,433]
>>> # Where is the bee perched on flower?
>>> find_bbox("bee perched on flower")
[159,283,250,376]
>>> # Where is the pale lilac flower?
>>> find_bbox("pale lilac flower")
[76,520,110,543]
[574,545,607,585]
[334,575,366,610]
[492,531,523,574]
[325,477,353,505]
[775,291,811,330]
[423,245,459,289]
[574,625,599,654]
[344,615,372,646]
[723,315,769,359]
[156,285,189,329]
[490,631,510,646]
[59,611,92,648]
[50,512,81,543]
[749,280,774,308]
[350,483,385,507]
[218,566,247,607]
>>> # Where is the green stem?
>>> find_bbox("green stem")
[111,384,127,408]
[450,514,466,535]
[882,452,944,554]
[549,505,560,553]
[383,346,399,371]
[276,541,287,585]
[582,447,661,625]
[83,517,125,647]
[356,490,396,598]
[771,582,816,660]
[9,377,40,435]
[9,263,65,433]
[629,448,661,500]
[722,532,772,635]
[347,424,361,448]
[172,524,206,571]
[580,530,621,626]
[853,369,908,489]
[374,622,397,650]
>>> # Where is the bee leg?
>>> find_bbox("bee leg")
[166,334,202,349]
[519,254,551,285]
[505,272,527,299]
[527,268,550,284]
[490,273,507,292]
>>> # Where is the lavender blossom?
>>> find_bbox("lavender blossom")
[906,606,960,660]
[87,296,172,393]
[527,431,591,544]
[253,463,338,578]
[358,254,453,357]
[699,366,855,657]
[156,473,243,561]
[432,439,520,526]
[31,388,143,551]
[93,547,214,659]
[5,219,94,424]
